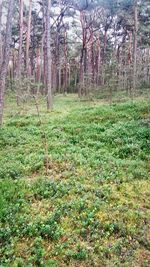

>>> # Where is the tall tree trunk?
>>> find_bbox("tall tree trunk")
[0,0,2,68]
[36,47,41,82]
[36,47,41,95]
[45,0,53,110]
[146,48,150,83]
[55,20,61,92]
[0,0,14,125]
[58,66,61,93]
[79,11,87,97]
[26,0,32,76]
[88,28,95,85]
[16,0,24,78]
[133,0,138,96]
[101,29,108,86]
[95,35,101,85]
[83,47,87,95]
[41,33,45,88]
[52,60,57,93]
[64,28,68,94]
[79,48,84,97]
[43,41,47,92]
[127,31,132,95]
[16,0,24,105]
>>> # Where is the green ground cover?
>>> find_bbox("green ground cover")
[0,95,150,266]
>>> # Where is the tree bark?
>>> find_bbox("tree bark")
[26,0,32,76]
[45,0,53,110]
[79,11,87,97]
[63,28,68,94]
[95,35,101,85]
[58,66,61,93]
[0,0,15,125]
[16,0,24,105]
[36,47,42,95]
[0,0,2,68]
[16,0,24,78]
[133,0,138,97]
[36,47,41,83]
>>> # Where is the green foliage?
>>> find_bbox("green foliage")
[65,244,88,261]
[0,95,150,266]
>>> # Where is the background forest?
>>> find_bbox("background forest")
[0,0,150,119]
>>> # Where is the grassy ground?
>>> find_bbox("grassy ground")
[0,94,150,266]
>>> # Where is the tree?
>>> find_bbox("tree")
[16,0,24,104]
[0,0,150,113]
[133,0,138,96]
[45,0,53,110]
[0,0,15,125]
[26,0,32,76]
[0,0,2,68]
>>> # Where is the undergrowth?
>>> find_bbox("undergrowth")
[0,95,150,266]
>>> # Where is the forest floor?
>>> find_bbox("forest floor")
[0,94,150,266]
